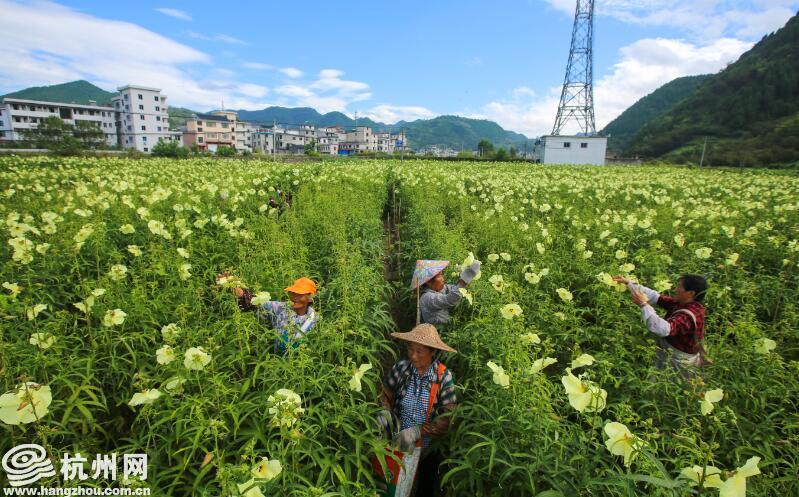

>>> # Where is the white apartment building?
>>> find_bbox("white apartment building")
[112,85,175,152]
[0,98,118,146]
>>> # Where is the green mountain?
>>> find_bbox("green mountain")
[1,80,115,105]
[235,106,530,150]
[625,12,799,166]
[3,81,533,151]
[601,75,712,153]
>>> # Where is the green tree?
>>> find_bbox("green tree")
[152,139,189,158]
[456,150,474,158]
[477,139,494,157]
[216,146,236,157]
[494,148,508,160]
[304,139,317,155]
[509,147,518,159]
[22,116,82,155]
[73,121,106,149]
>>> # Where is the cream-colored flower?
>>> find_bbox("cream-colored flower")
[719,456,761,497]
[156,345,176,365]
[119,224,136,234]
[348,363,373,392]
[250,291,272,306]
[0,382,52,425]
[458,287,473,305]
[726,253,740,266]
[127,245,142,257]
[237,480,266,497]
[536,242,545,254]
[499,252,511,261]
[26,303,47,321]
[695,247,713,259]
[108,264,128,281]
[561,369,606,413]
[29,332,56,349]
[163,376,187,395]
[177,248,190,259]
[128,389,162,407]
[520,332,540,345]
[530,357,557,374]
[487,253,499,262]
[654,279,672,292]
[604,422,642,467]
[754,337,776,354]
[500,303,523,320]
[680,465,723,488]
[674,233,685,247]
[184,346,212,370]
[3,281,22,298]
[489,274,505,292]
[524,272,541,285]
[556,288,573,303]
[251,457,282,481]
[570,353,595,369]
[615,249,627,260]
[161,323,181,341]
[487,361,510,388]
[267,389,304,427]
[700,388,724,415]
[179,263,192,280]
[103,309,126,327]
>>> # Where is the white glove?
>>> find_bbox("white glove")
[460,260,481,284]
[376,409,393,432]
[393,426,421,453]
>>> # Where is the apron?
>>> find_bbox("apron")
[372,363,446,497]
[653,309,707,378]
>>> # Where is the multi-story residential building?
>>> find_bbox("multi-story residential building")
[182,111,237,152]
[0,98,118,146]
[235,120,259,152]
[112,85,175,152]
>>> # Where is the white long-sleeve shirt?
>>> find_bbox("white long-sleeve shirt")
[627,282,671,337]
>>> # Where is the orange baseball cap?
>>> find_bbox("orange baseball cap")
[284,277,317,295]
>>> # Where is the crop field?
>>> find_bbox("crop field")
[1,157,797,496]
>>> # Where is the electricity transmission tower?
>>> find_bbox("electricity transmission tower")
[552,0,596,136]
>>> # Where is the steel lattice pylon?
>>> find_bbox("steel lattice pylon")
[552,0,596,136]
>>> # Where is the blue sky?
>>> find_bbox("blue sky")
[1,0,796,136]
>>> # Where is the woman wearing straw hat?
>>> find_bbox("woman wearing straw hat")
[218,273,320,355]
[375,323,458,497]
[411,259,481,328]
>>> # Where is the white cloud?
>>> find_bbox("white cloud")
[279,67,304,78]
[0,0,271,111]
[363,105,436,123]
[187,31,247,45]
[543,0,798,41]
[155,8,192,21]
[273,69,372,113]
[242,61,272,70]
[478,36,751,137]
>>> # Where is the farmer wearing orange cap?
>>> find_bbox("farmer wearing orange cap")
[219,273,319,354]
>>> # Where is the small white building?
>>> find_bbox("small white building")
[112,85,175,152]
[0,98,118,146]
[538,135,607,165]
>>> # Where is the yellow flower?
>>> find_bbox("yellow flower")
[156,345,176,365]
[654,279,672,292]
[250,292,272,306]
[460,252,481,280]
[561,369,606,413]
[500,252,511,261]
[570,353,595,369]
[348,363,373,392]
[520,332,540,345]
[179,263,192,280]
[524,272,541,285]
[615,249,627,260]
[127,245,142,257]
[29,332,56,349]
[596,272,615,287]
[252,457,282,481]
[719,457,761,497]
[103,309,126,327]
[128,389,162,407]
[486,361,510,388]
[695,247,713,259]
[536,242,545,254]
[674,233,685,247]
[237,479,266,497]
[0,382,52,425]
[700,388,724,415]
[726,253,739,266]
[26,303,47,321]
[500,303,523,319]
[177,248,190,259]
[680,465,723,488]
[163,376,187,395]
[487,253,499,262]
[604,422,642,467]
[458,287,473,305]
[161,323,181,341]
[489,274,505,292]
[119,224,136,234]
[184,347,212,370]
[754,338,776,354]
[530,357,557,373]
[108,264,128,281]
[556,288,573,303]
[267,389,304,427]
[3,281,22,298]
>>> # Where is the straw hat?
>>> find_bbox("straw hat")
[390,323,457,353]
[284,277,317,295]
[409,260,450,289]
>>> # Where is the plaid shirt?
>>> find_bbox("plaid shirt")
[384,359,457,447]
[657,296,705,355]
[238,291,318,354]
